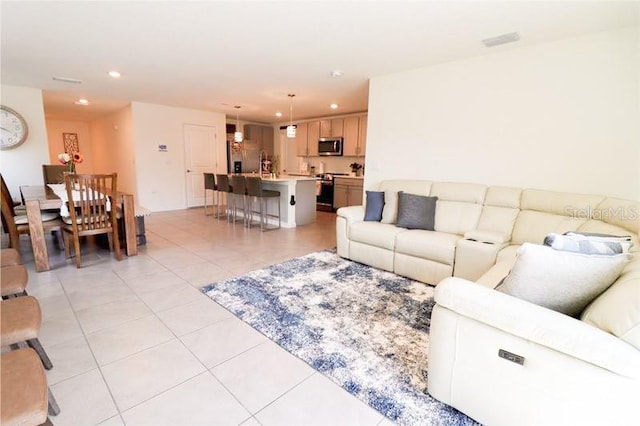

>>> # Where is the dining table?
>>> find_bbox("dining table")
[20,185,138,272]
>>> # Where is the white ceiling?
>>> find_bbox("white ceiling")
[2,1,638,124]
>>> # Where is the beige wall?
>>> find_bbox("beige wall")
[45,119,95,174]
[365,27,640,201]
[89,106,136,196]
[0,85,50,198]
[131,102,227,212]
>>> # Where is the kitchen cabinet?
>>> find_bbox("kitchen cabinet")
[295,122,319,157]
[295,114,367,157]
[334,177,364,209]
[342,115,367,156]
[330,118,343,137]
[244,124,274,155]
[319,119,332,138]
[295,122,309,156]
[342,116,360,156]
[357,115,367,156]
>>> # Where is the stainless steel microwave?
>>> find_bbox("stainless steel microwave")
[318,137,343,156]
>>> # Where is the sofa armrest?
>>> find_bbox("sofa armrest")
[435,277,640,378]
[336,205,365,224]
[463,229,510,244]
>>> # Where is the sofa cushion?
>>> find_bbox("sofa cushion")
[476,205,520,237]
[350,221,406,250]
[511,210,586,245]
[520,189,605,217]
[592,197,640,235]
[379,180,431,224]
[363,191,385,222]
[434,201,483,236]
[396,192,437,230]
[430,182,487,204]
[395,230,461,265]
[484,186,522,209]
[498,243,631,317]
[581,257,640,350]
[496,244,521,264]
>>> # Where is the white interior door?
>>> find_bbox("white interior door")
[184,124,217,207]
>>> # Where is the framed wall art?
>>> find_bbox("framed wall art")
[63,132,79,153]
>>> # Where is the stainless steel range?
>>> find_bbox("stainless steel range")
[316,173,347,212]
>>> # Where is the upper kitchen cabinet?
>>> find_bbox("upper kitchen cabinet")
[295,114,367,157]
[319,119,332,138]
[342,115,367,156]
[295,122,308,156]
[306,121,319,156]
[357,115,367,156]
[244,124,274,155]
[330,118,344,137]
[295,122,319,157]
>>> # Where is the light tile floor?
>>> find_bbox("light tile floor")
[7,208,396,425]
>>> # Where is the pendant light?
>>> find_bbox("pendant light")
[286,93,296,138]
[233,105,243,142]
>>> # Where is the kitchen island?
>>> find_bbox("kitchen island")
[242,174,317,228]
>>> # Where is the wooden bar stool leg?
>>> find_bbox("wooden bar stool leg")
[27,338,53,370]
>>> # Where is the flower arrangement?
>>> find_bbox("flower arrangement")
[271,155,280,177]
[349,162,363,175]
[58,151,84,173]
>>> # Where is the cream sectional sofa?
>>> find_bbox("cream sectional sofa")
[336,179,640,425]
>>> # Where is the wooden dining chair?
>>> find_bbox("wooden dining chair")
[1,185,62,251]
[42,165,67,185]
[1,173,26,214]
[62,173,123,268]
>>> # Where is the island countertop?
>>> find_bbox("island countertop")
[235,173,317,182]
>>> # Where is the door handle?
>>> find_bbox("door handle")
[186,169,192,173]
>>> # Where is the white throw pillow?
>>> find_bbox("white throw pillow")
[498,243,631,317]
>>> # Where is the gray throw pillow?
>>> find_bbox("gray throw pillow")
[396,191,437,230]
[364,191,385,222]
[498,243,631,317]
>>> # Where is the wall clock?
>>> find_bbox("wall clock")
[1,105,29,150]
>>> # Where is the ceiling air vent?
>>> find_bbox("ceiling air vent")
[52,76,82,84]
[482,32,521,48]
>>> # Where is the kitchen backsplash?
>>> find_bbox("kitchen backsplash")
[286,156,364,176]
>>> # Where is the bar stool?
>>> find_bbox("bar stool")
[1,264,28,298]
[1,248,22,267]
[215,174,232,220]
[245,176,281,231]
[1,296,53,370]
[230,175,249,226]
[203,173,217,216]
[1,348,59,426]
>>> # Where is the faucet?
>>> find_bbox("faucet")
[259,150,268,177]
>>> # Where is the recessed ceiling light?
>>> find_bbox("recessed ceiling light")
[330,103,339,109]
[108,71,121,78]
[331,70,342,78]
[75,99,89,106]
[275,112,283,117]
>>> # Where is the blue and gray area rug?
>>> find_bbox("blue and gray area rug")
[202,249,477,425]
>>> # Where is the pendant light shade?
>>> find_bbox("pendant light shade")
[234,105,243,142]
[286,94,296,138]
